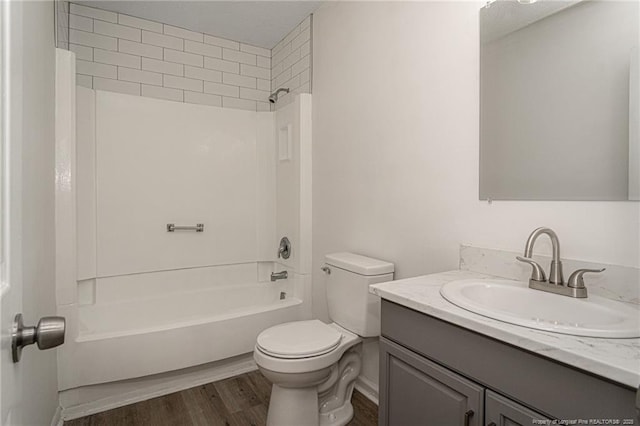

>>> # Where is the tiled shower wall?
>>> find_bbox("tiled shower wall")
[58,3,312,111]
[271,16,312,108]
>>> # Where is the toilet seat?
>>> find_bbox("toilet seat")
[256,320,343,359]
[254,322,361,375]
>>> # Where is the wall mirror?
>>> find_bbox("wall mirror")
[479,0,639,201]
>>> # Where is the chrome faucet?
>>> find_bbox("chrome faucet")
[516,227,604,298]
[271,271,288,282]
[278,237,291,259]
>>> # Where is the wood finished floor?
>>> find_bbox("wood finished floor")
[64,370,378,426]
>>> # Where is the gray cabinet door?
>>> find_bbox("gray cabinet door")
[485,390,549,426]
[379,337,484,426]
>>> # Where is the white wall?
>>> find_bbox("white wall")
[312,0,639,391]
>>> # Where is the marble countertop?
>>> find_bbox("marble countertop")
[370,270,640,389]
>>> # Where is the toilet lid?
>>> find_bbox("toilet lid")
[257,320,343,359]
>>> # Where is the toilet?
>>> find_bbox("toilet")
[253,252,394,426]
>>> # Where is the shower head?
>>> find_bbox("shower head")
[268,88,290,103]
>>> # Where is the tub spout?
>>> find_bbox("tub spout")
[271,271,288,282]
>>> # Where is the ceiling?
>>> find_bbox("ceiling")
[77,1,323,48]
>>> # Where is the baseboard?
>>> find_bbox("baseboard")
[61,353,257,421]
[355,375,379,405]
[51,405,63,426]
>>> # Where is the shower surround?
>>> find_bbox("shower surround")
[56,2,311,111]
[54,50,312,401]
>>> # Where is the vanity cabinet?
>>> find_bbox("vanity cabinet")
[379,300,637,426]
[382,338,483,426]
[485,390,546,426]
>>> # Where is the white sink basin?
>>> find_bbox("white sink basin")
[440,279,640,338]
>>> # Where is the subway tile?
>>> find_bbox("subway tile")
[257,78,270,91]
[240,43,270,58]
[204,57,239,74]
[118,67,162,85]
[239,87,270,102]
[70,29,117,51]
[300,40,311,57]
[204,34,239,50]
[203,81,239,97]
[291,26,310,51]
[76,74,93,89]
[142,84,183,102]
[69,14,93,32]
[184,91,222,107]
[272,43,291,66]
[291,55,310,77]
[164,49,203,67]
[284,73,301,91]
[272,35,288,58]
[281,48,302,71]
[118,39,162,59]
[222,96,256,111]
[164,24,203,42]
[273,27,299,57]
[141,57,183,76]
[222,48,256,66]
[223,72,256,89]
[70,3,117,23]
[142,31,183,50]
[94,49,141,69]
[257,55,270,69]
[163,75,203,92]
[70,43,93,61]
[298,81,310,93]
[94,20,141,42]
[184,40,222,59]
[184,65,222,83]
[76,60,117,79]
[299,68,310,84]
[271,62,284,79]
[240,64,269,80]
[300,15,311,31]
[93,77,140,96]
[257,101,271,112]
[273,68,291,88]
[118,14,163,33]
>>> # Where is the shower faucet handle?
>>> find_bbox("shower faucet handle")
[278,237,291,259]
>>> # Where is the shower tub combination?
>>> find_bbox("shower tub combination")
[58,263,309,388]
[55,50,312,392]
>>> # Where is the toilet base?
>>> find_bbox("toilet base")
[267,385,319,426]
[319,397,354,426]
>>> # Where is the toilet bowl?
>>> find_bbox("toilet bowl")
[253,252,394,426]
[254,321,361,426]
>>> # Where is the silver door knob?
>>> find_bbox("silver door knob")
[12,313,65,363]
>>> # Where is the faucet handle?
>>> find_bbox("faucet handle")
[516,256,547,282]
[567,268,605,289]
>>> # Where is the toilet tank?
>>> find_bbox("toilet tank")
[324,252,394,337]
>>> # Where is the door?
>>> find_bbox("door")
[1,1,59,424]
[379,338,484,426]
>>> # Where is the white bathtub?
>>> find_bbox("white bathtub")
[58,263,311,390]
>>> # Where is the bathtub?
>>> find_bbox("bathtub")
[57,263,311,390]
